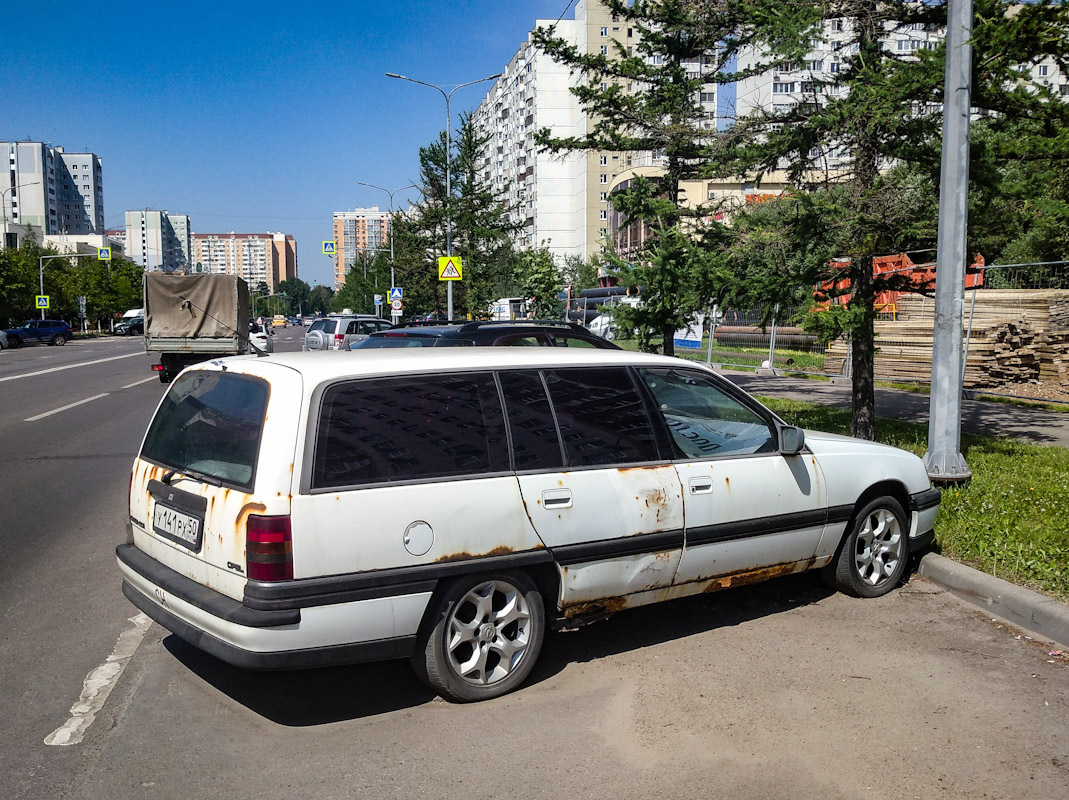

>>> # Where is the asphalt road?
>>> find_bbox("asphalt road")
[0,331,1065,800]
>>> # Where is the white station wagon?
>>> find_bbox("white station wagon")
[117,349,940,702]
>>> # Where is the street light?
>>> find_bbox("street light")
[1,180,41,248]
[357,181,417,321]
[386,71,502,319]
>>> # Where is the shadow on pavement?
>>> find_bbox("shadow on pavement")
[164,572,835,725]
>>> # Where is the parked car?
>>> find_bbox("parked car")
[0,330,8,350]
[304,314,391,351]
[287,315,301,327]
[117,348,940,702]
[351,320,622,350]
[4,319,73,347]
[248,320,274,353]
[115,316,144,336]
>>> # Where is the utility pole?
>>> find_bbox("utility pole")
[923,0,973,483]
[386,72,502,319]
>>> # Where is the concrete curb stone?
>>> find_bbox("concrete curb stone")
[917,552,1069,650]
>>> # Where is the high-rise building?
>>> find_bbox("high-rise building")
[125,209,191,271]
[190,232,297,291]
[473,0,622,264]
[331,208,389,288]
[2,141,104,248]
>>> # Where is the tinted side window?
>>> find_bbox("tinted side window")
[638,368,776,457]
[544,368,658,467]
[308,319,330,334]
[498,371,565,471]
[553,335,599,348]
[313,373,507,489]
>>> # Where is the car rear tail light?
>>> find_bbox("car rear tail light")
[246,515,293,581]
[334,333,345,346]
[151,364,164,371]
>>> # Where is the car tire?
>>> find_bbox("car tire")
[52,334,65,346]
[414,571,545,703]
[821,496,909,598]
[9,336,20,348]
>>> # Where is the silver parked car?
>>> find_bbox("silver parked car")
[303,314,392,351]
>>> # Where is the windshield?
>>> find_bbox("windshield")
[353,335,474,349]
[141,371,269,489]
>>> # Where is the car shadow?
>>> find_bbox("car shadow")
[163,571,836,726]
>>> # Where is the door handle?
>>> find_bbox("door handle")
[688,477,713,495]
[542,489,572,509]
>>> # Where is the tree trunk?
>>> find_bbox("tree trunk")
[662,323,676,357]
[850,254,876,441]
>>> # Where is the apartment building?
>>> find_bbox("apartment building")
[189,232,297,291]
[125,209,191,271]
[331,208,389,288]
[2,141,104,248]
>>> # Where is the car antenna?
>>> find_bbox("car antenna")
[176,295,268,357]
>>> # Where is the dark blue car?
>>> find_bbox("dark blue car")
[4,319,73,347]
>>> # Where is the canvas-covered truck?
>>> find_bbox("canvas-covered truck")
[144,272,253,383]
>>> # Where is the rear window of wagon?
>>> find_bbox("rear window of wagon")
[141,371,269,490]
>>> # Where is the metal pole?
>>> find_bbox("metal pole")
[923,0,973,483]
[386,72,501,321]
[358,182,417,322]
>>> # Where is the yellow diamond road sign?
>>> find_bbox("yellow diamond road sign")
[438,256,463,281]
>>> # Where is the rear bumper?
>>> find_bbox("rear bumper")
[116,543,424,670]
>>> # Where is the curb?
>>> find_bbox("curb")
[917,553,1069,650]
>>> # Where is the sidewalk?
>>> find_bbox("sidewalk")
[725,371,1069,447]
[722,369,1069,649]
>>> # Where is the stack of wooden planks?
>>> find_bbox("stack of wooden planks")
[822,290,1069,388]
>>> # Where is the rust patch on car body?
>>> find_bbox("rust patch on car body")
[434,545,516,563]
[560,595,629,618]
[701,558,813,592]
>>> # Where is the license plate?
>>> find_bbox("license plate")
[153,502,203,551]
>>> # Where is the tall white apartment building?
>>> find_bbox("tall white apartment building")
[474,0,724,264]
[331,208,390,288]
[473,0,624,264]
[2,141,104,248]
[190,232,297,291]
[125,209,191,271]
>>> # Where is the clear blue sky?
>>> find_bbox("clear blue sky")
[3,0,574,288]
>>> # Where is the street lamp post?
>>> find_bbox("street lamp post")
[386,71,502,320]
[1,180,41,248]
[357,181,417,321]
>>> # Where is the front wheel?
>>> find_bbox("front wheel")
[821,496,909,598]
[414,571,545,702]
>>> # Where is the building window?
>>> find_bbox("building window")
[600,45,608,55]
[700,92,715,103]
[831,19,844,32]
[829,62,840,73]
[600,26,607,36]
[807,60,823,72]
[600,192,607,201]
[600,174,608,184]
[600,210,607,220]
[599,155,608,166]
[1038,65,1049,77]
[773,82,796,93]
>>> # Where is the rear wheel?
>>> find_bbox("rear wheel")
[414,571,544,702]
[52,334,65,346]
[822,496,909,598]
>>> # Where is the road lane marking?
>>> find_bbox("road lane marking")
[25,393,110,421]
[45,613,152,747]
[0,351,143,383]
[122,376,159,389]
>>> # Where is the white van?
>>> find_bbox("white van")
[117,349,940,701]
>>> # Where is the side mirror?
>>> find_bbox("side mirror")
[779,425,805,455]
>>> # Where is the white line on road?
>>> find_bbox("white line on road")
[24,393,110,422]
[45,613,152,747]
[122,376,159,389]
[0,351,142,383]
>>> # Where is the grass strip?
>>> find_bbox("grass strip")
[758,396,1069,602]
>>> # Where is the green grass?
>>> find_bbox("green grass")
[613,338,828,371]
[758,396,1069,601]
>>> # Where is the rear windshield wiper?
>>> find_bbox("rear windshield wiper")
[162,468,223,487]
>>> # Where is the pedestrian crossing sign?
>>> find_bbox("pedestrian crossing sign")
[438,256,463,281]
[98,247,111,261]
[322,241,336,255]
